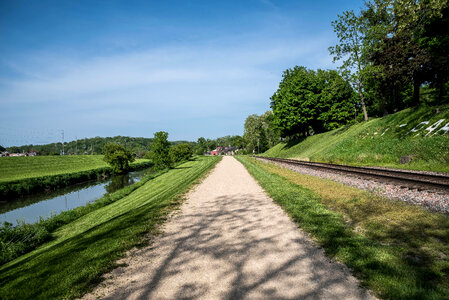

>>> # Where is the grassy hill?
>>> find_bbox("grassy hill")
[263,105,449,172]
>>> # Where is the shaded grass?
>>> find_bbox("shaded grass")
[263,105,449,172]
[0,156,221,299]
[237,156,449,299]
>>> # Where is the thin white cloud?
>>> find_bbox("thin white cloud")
[0,30,336,145]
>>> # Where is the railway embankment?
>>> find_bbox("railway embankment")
[263,105,449,173]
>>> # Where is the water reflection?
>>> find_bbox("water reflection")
[0,168,149,225]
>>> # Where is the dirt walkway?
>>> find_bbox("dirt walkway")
[83,156,374,299]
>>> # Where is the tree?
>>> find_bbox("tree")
[329,10,370,121]
[244,114,265,154]
[0,145,5,152]
[148,131,172,170]
[169,143,193,163]
[361,0,449,110]
[102,143,135,173]
[243,112,280,153]
[316,69,357,130]
[270,66,321,137]
[194,137,208,155]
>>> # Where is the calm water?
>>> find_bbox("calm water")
[0,168,149,225]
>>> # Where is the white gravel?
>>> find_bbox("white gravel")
[256,158,449,214]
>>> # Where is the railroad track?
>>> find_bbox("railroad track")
[252,156,449,192]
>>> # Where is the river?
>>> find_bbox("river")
[0,168,150,225]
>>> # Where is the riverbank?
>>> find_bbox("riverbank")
[0,156,152,199]
[0,156,221,299]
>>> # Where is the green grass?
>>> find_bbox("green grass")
[263,105,449,172]
[237,156,449,300]
[0,156,221,300]
[0,167,164,265]
[0,155,150,183]
[0,155,152,199]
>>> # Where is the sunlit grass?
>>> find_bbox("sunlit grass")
[238,156,449,299]
[0,156,221,299]
[0,155,150,182]
[263,105,449,172]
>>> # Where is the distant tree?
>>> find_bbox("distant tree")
[7,146,21,153]
[0,145,5,152]
[243,112,279,154]
[148,131,172,170]
[194,137,208,155]
[102,143,135,173]
[169,143,193,163]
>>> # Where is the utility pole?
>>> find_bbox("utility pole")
[75,136,78,155]
[61,130,65,155]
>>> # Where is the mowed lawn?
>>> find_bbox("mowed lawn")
[0,155,150,182]
[0,156,220,300]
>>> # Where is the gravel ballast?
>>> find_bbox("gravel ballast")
[256,157,449,214]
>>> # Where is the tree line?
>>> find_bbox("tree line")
[103,131,195,172]
[2,136,194,157]
[245,0,448,142]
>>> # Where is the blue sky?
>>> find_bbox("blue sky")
[0,0,364,146]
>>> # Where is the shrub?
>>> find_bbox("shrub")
[169,143,193,163]
[102,143,135,173]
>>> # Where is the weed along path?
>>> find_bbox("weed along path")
[84,156,374,299]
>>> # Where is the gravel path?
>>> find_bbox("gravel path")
[83,156,374,300]
[257,158,449,214]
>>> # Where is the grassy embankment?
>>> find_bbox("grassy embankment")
[237,156,449,300]
[0,155,152,199]
[263,105,449,172]
[0,156,221,299]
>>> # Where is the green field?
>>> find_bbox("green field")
[0,156,220,299]
[237,156,449,299]
[0,155,150,183]
[263,105,449,172]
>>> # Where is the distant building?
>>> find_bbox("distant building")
[208,146,240,156]
[0,150,38,157]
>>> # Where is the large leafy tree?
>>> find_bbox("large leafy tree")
[148,131,172,170]
[316,69,357,130]
[270,67,355,138]
[102,143,135,173]
[270,66,321,137]
[362,0,449,109]
[329,10,370,121]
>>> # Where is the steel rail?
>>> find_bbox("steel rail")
[252,156,449,191]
